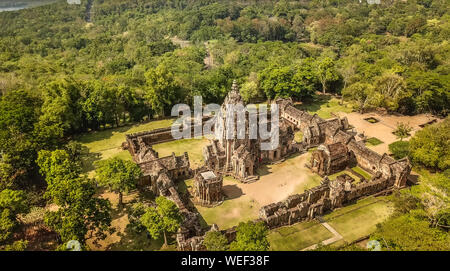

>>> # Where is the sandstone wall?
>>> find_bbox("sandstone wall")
[258,175,393,229]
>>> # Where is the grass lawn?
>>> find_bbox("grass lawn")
[76,119,174,159]
[267,196,393,251]
[295,97,353,119]
[351,166,372,180]
[294,131,303,143]
[366,118,378,123]
[365,137,384,146]
[76,118,210,174]
[268,221,334,251]
[194,193,260,230]
[76,119,174,175]
[324,196,393,243]
[152,137,210,168]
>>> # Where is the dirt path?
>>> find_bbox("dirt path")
[337,112,440,154]
[203,41,214,68]
[168,37,213,69]
[170,36,191,48]
[85,0,93,22]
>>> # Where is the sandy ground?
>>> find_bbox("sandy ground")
[223,153,319,206]
[336,112,440,154]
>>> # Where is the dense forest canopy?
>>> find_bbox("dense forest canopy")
[0,0,448,250]
[0,0,448,187]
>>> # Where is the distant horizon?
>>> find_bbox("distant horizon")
[0,0,59,12]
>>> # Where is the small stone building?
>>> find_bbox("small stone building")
[310,142,350,176]
[193,170,223,206]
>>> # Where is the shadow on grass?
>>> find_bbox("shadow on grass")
[407,173,420,185]
[95,192,177,251]
[222,184,243,200]
[75,125,132,145]
[256,164,271,176]
[136,187,156,204]
[294,95,332,113]
[106,225,167,251]
[81,151,101,173]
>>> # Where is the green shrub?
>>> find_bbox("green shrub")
[388,141,410,160]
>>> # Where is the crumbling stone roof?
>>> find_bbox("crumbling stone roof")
[333,130,354,144]
[317,118,342,137]
[346,139,382,164]
[326,142,348,158]
[137,152,189,176]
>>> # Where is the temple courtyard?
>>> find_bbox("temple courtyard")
[183,152,324,229]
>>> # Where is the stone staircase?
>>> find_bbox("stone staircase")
[242,175,259,184]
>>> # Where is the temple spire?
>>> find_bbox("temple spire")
[231,79,239,93]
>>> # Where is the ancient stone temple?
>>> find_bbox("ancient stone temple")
[310,142,350,176]
[310,135,410,188]
[203,81,296,182]
[193,170,223,206]
[123,86,413,251]
[276,97,350,147]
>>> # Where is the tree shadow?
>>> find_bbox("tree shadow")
[106,224,166,251]
[75,125,132,145]
[256,164,271,176]
[294,95,332,113]
[222,184,243,200]
[407,173,420,185]
[136,187,156,204]
[81,151,101,173]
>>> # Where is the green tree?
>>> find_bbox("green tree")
[240,80,259,103]
[0,189,28,244]
[39,78,83,136]
[144,64,181,117]
[1,240,28,251]
[140,196,182,246]
[0,209,15,244]
[374,73,410,112]
[390,190,421,216]
[0,90,40,184]
[203,230,229,251]
[315,56,339,94]
[37,149,112,248]
[229,221,269,251]
[409,118,449,171]
[388,141,410,160]
[258,66,294,99]
[292,58,318,97]
[393,122,412,141]
[258,64,313,100]
[63,141,89,168]
[95,158,142,207]
[406,70,449,115]
[342,82,375,112]
[43,176,112,248]
[371,211,450,251]
[37,149,80,184]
